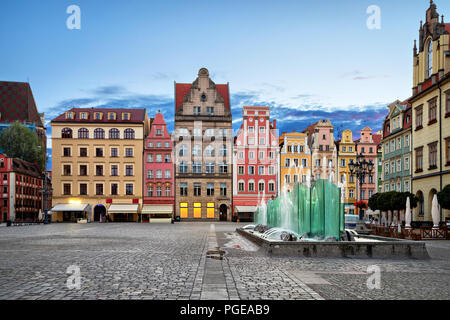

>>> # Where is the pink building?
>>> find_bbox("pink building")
[355,127,379,201]
[142,112,175,222]
[232,106,279,221]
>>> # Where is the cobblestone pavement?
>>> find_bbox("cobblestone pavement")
[0,222,449,300]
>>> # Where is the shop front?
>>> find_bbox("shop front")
[141,204,173,223]
[108,204,139,222]
[235,206,257,222]
[50,203,91,223]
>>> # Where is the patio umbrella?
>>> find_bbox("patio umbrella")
[405,197,411,228]
[38,210,43,221]
[431,194,440,228]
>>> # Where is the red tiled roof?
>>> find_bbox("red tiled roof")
[445,23,450,34]
[372,134,382,146]
[0,81,43,127]
[51,108,146,123]
[175,83,230,111]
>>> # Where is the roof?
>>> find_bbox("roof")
[0,81,43,127]
[445,23,450,34]
[11,157,41,178]
[51,108,146,124]
[175,83,230,111]
[372,134,382,145]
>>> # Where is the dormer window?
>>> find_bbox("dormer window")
[94,112,102,120]
[66,112,74,119]
[80,112,87,120]
[108,112,116,120]
[427,39,433,78]
[122,113,130,120]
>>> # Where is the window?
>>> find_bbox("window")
[156,129,162,136]
[66,112,74,119]
[258,182,264,192]
[109,148,117,158]
[80,165,87,176]
[111,184,118,196]
[80,184,87,195]
[385,163,389,175]
[179,144,187,157]
[126,184,133,195]
[94,112,102,120]
[415,147,423,172]
[147,170,153,179]
[96,148,103,157]
[219,163,228,173]
[285,175,291,184]
[340,159,345,167]
[126,165,133,176]
[268,182,275,192]
[122,113,130,120]
[248,137,255,145]
[193,162,202,173]
[269,166,275,175]
[165,186,171,197]
[147,154,153,163]
[293,145,298,153]
[206,106,214,115]
[193,128,202,137]
[405,181,410,192]
[249,151,254,159]
[165,154,171,163]
[397,159,401,172]
[80,148,87,157]
[248,181,255,192]
[248,126,254,133]
[238,166,244,175]
[179,128,189,136]
[207,183,214,196]
[316,159,320,167]
[427,39,433,78]
[205,145,215,157]
[63,147,71,157]
[219,145,227,157]
[342,147,346,152]
[73,123,89,138]
[126,148,133,157]
[94,128,105,139]
[405,135,410,147]
[109,128,120,139]
[96,184,103,195]
[293,175,299,183]
[349,175,354,183]
[259,151,264,160]
[111,165,118,176]
[205,128,214,136]
[63,165,71,176]
[446,138,450,164]
[369,189,374,198]
[361,190,366,200]
[165,142,170,148]
[249,166,255,175]
[156,154,162,162]
[238,182,245,192]
[416,105,423,129]
[405,157,410,171]
[63,184,71,195]
[269,152,274,160]
[391,161,395,174]
[179,161,188,173]
[368,175,373,184]
[206,162,215,174]
[194,183,201,196]
[302,159,307,167]
[193,106,201,115]
[108,112,116,120]
[156,186,162,197]
[96,165,103,176]
[165,170,171,179]
[428,142,438,169]
[124,129,135,139]
[180,183,188,196]
[238,151,244,160]
[156,170,162,179]
[259,138,265,145]
[349,189,354,199]
[428,98,437,123]
[62,128,73,139]
[285,158,291,167]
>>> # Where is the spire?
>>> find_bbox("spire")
[414,40,417,55]
[442,15,444,24]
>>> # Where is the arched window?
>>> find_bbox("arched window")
[417,191,424,216]
[192,144,202,156]
[219,144,227,157]
[427,39,433,78]
[124,128,135,139]
[109,128,120,139]
[62,128,73,139]
[78,128,89,139]
[205,145,215,157]
[93,128,105,139]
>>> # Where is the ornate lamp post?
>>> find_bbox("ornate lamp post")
[349,153,374,222]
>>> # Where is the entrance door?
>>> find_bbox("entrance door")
[94,205,106,222]
[219,204,228,221]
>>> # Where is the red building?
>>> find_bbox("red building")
[232,106,279,221]
[0,154,43,222]
[355,127,380,201]
[142,112,175,222]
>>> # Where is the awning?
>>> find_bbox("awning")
[235,206,257,213]
[141,205,173,214]
[108,204,139,214]
[51,203,91,212]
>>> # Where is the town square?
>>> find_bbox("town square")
[1,0,450,306]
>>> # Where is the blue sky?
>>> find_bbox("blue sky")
[1,0,449,170]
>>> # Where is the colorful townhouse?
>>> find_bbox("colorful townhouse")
[303,119,337,184]
[0,154,43,222]
[142,112,175,222]
[354,127,380,202]
[50,108,149,222]
[233,106,279,221]
[375,129,383,193]
[279,130,311,192]
[336,129,357,214]
[174,68,233,221]
[410,1,450,225]
[381,100,412,194]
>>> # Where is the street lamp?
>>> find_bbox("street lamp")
[349,153,374,222]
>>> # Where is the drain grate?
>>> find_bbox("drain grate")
[206,249,225,260]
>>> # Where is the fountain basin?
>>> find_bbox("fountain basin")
[236,228,430,259]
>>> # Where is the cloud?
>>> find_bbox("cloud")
[91,85,127,95]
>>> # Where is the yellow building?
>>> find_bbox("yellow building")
[336,130,357,214]
[279,131,311,192]
[50,108,149,222]
[410,1,450,225]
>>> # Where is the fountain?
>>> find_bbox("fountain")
[254,179,344,241]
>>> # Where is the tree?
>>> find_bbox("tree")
[0,122,46,171]
[437,185,450,210]
[368,193,381,211]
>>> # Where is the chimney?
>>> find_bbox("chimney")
[273,119,277,129]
